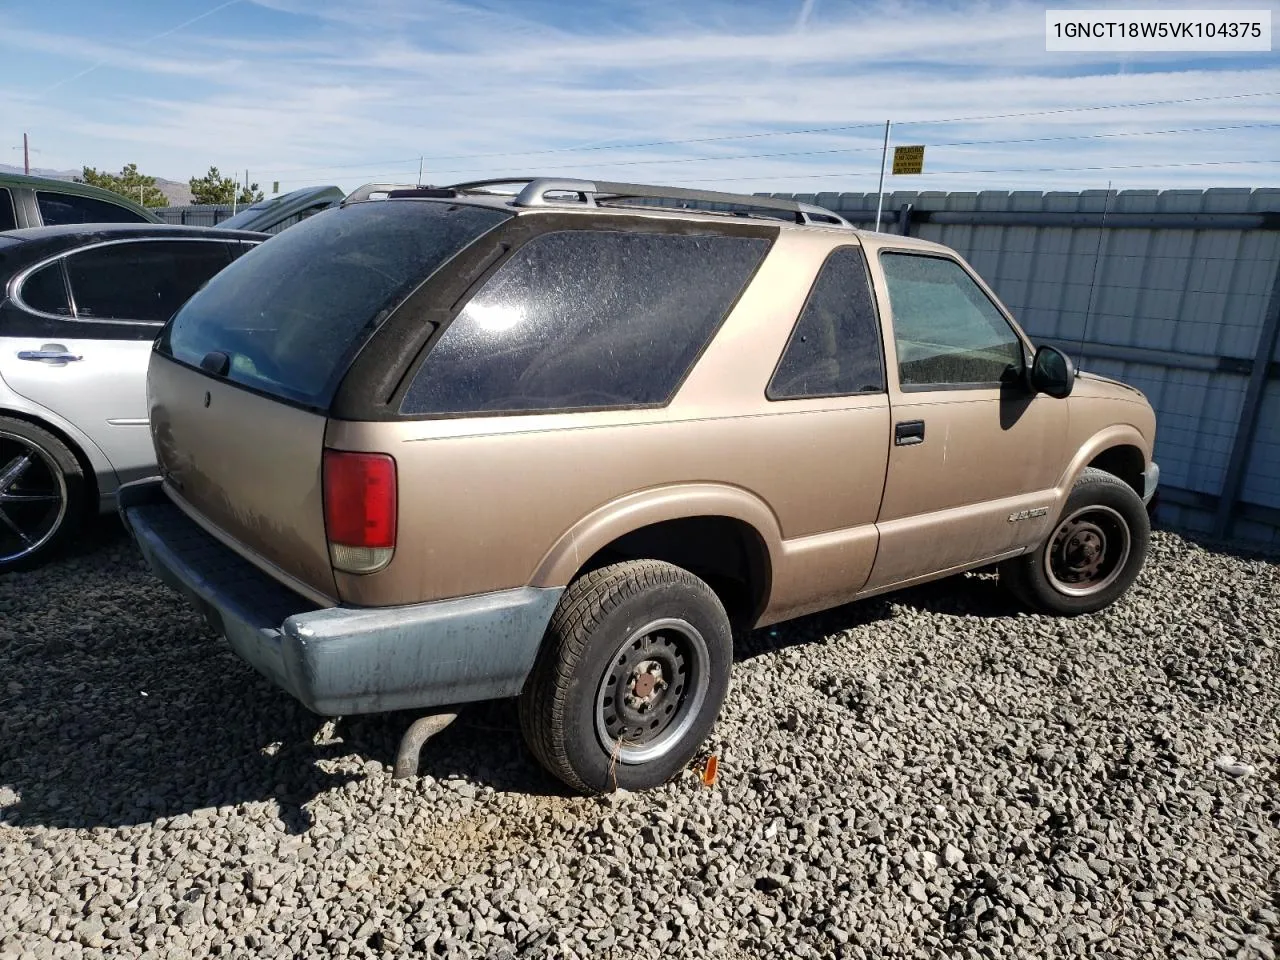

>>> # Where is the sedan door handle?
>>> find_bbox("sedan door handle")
[17,350,82,363]
[894,420,925,446]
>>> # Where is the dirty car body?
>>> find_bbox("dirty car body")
[121,178,1159,792]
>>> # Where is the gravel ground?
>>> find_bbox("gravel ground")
[1,521,1277,959]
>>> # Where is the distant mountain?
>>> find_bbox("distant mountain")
[0,163,193,206]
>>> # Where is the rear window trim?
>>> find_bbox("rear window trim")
[388,222,777,421]
[9,237,256,327]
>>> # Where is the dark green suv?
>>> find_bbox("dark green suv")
[0,173,160,232]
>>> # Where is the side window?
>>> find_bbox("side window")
[65,241,233,324]
[880,253,1024,388]
[768,246,884,399]
[0,188,15,232]
[19,262,72,316]
[36,191,150,227]
[401,229,771,415]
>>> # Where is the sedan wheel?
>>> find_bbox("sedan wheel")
[0,418,86,572]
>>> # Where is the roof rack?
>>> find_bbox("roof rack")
[444,177,852,228]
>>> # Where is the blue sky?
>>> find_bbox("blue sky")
[1,0,1277,195]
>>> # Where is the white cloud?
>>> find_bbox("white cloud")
[0,0,1276,193]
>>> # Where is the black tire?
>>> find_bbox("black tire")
[1001,467,1149,616]
[0,416,86,573]
[519,560,732,794]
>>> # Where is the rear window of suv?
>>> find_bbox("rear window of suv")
[157,201,510,407]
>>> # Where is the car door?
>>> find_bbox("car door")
[0,238,238,486]
[862,248,1068,593]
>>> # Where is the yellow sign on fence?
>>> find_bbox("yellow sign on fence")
[892,145,926,175]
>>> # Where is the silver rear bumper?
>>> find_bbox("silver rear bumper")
[118,479,562,716]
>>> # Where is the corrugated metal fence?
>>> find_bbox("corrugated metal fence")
[153,204,239,227]
[769,188,1280,545]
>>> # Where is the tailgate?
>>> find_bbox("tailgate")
[148,353,337,601]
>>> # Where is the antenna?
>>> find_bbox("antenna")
[873,120,891,232]
[1077,180,1114,367]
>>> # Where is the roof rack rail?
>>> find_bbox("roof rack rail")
[342,182,424,205]
[444,177,852,228]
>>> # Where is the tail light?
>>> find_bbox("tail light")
[323,450,397,574]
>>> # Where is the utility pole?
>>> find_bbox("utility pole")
[418,156,423,186]
[23,133,30,176]
[873,120,891,233]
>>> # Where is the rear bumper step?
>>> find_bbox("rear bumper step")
[119,479,562,716]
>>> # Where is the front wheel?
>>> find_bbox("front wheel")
[519,560,732,794]
[1001,467,1150,616]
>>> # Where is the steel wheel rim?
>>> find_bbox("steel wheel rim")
[1044,504,1131,597]
[594,617,710,765]
[0,430,68,564]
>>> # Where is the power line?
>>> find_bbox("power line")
[262,88,1280,179]
[420,122,1280,178]
[659,159,1280,184]
[263,118,1280,186]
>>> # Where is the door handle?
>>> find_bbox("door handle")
[894,420,925,446]
[17,350,82,363]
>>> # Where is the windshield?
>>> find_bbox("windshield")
[158,201,509,408]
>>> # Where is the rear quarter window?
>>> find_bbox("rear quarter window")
[158,202,510,408]
[400,229,771,415]
[36,191,150,226]
[0,189,15,232]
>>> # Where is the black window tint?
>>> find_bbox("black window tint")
[161,202,510,408]
[768,246,884,399]
[65,241,232,324]
[0,189,15,232]
[20,262,71,316]
[402,230,770,415]
[36,191,150,226]
[880,253,1023,388]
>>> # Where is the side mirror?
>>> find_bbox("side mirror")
[1030,345,1075,399]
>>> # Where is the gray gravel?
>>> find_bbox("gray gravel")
[1,521,1277,959]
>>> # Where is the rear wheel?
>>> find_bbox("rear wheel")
[0,417,86,573]
[1001,467,1149,616]
[519,560,732,794]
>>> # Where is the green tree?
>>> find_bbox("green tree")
[189,166,263,205]
[78,163,169,208]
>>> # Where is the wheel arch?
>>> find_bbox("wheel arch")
[1055,425,1150,509]
[529,483,780,632]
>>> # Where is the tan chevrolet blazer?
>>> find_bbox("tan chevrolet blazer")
[120,178,1159,794]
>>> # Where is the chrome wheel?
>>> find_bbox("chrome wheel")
[0,430,68,565]
[594,617,710,765]
[1044,504,1131,598]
